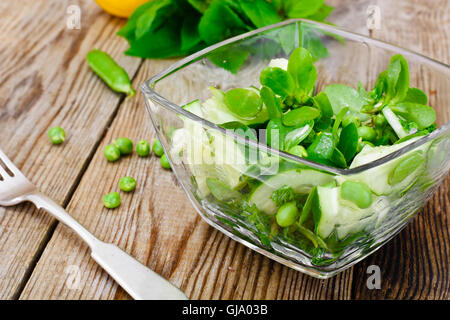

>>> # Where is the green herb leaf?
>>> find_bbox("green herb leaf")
[306,132,336,166]
[198,0,249,45]
[117,1,158,42]
[390,102,436,130]
[284,121,313,150]
[284,0,325,18]
[224,88,263,118]
[337,122,358,163]
[282,106,320,127]
[260,86,282,120]
[266,118,286,150]
[271,185,295,207]
[208,46,250,74]
[404,87,428,105]
[240,0,282,28]
[331,147,347,168]
[260,67,295,98]
[180,14,202,52]
[135,0,174,40]
[324,84,369,121]
[305,4,334,21]
[287,47,317,102]
[125,19,184,58]
[187,0,211,13]
[385,54,409,103]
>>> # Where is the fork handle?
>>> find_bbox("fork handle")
[26,193,187,300]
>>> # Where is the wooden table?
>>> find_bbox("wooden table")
[0,0,448,300]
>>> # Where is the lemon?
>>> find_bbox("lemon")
[94,0,151,18]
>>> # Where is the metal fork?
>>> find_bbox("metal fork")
[0,148,187,300]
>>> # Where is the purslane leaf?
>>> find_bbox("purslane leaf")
[260,67,295,98]
[337,122,358,163]
[390,102,436,130]
[260,86,283,120]
[287,47,317,102]
[404,87,428,105]
[282,106,321,127]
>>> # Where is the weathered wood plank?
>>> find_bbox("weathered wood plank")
[3,0,449,300]
[0,0,141,299]
[19,57,354,300]
[351,0,449,300]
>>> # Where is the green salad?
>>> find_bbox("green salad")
[171,47,437,263]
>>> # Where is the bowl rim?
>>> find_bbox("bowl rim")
[141,19,450,176]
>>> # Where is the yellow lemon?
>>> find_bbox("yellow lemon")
[94,0,151,18]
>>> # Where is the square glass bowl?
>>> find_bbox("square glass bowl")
[141,20,450,278]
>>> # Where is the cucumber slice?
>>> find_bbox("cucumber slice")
[337,137,428,195]
[179,99,249,196]
[313,186,381,239]
[249,169,334,214]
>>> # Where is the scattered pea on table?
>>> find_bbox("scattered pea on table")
[48,127,66,145]
[104,144,121,162]
[119,176,137,192]
[114,137,133,155]
[136,140,151,157]
[103,192,121,209]
[152,139,164,157]
[160,154,171,170]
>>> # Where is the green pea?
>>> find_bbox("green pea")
[86,49,135,97]
[136,140,151,157]
[342,116,361,128]
[276,201,299,227]
[48,127,66,145]
[103,192,121,209]
[388,150,424,185]
[114,137,133,155]
[160,154,171,170]
[357,126,376,142]
[340,181,373,209]
[356,140,375,153]
[288,145,308,157]
[119,176,136,192]
[152,139,164,157]
[373,113,387,128]
[104,144,121,162]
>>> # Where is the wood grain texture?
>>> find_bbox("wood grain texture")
[0,0,141,298]
[0,0,448,300]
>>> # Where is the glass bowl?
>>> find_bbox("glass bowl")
[141,20,450,278]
